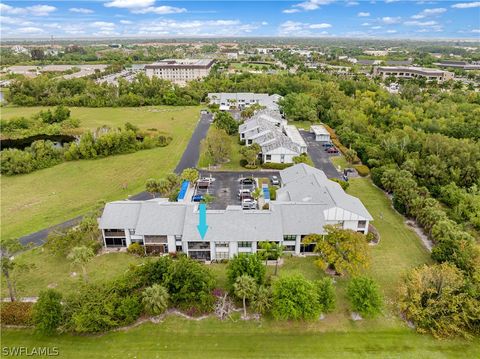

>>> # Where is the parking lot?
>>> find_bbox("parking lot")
[299,130,341,179]
[195,170,280,210]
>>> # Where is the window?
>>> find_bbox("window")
[280,154,285,163]
[104,229,125,237]
[188,242,210,250]
[266,154,272,160]
[129,229,135,235]
[238,241,252,248]
[175,235,183,240]
[105,237,126,247]
[215,251,229,260]
[176,245,183,253]
[358,220,367,229]
[283,235,297,241]
[284,245,295,252]
[215,242,229,248]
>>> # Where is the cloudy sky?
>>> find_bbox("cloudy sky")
[1,0,479,39]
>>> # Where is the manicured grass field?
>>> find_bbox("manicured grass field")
[3,317,479,359]
[1,106,201,240]
[330,155,350,170]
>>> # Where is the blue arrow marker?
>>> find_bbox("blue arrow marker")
[197,203,209,239]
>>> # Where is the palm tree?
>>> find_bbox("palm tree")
[271,243,284,276]
[142,284,170,315]
[68,246,94,282]
[252,285,271,314]
[258,241,273,265]
[234,275,257,318]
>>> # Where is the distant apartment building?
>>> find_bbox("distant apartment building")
[145,59,214,85]
[373,66,454,82]
[433,60,480,71]
[208,92,282,111]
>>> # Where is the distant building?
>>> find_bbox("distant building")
[310,125,330,142]
[208,92,282,111]
[373,66,454,82]
[364,50,389,57]
[145,59,214,85]
[226,52,238,60]
[11,45,30,56]
[433,60,480,71]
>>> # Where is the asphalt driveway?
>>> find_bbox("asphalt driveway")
[300,130,341,179]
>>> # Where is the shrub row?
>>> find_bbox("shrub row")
[0,302,33,326]
[261,162,293,170]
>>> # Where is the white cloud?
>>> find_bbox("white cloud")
[412,7,446,19]
[358,12,370,17]
[451,2,480,8]
[346,1,359,6]
[371,25,382,29]
[0,16,33,26]
[404,20,437,26]
[310,23,332,29]
[0,4,56,16]
[385,0,400,3]
[132,6,187,14]
[261,21,269,26]
[104,0,155,9]
[279,20,332,35]
[284,0,334,13]
[472,29,480,33]
[69,8,94,14]
[381,16,401,24]
[120,20,133,24]
[361,22,370,26]
[386,29,397,33]
[17,27,44,33]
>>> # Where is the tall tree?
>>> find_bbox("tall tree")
[0,238,24,302]
[234,275,257,318]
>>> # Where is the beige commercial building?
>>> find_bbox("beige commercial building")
[373,66,454,82]
[144,59,214,85]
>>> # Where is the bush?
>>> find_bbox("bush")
[315,278,336,314]
[330,178,349,190]
[33,289,63,334]
[271,274,321,320]
[398,263,478,339]
[268,186,277,200]
[353,164,370,177]
[227,253,266,290]
[261,162,293,170]
[347,277,383,318]
[0,302,33,326]
[164,257,215,311]
[127,243,144,256]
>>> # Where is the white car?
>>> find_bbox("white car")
[271,176,280,186]
[242,198,257,210]
[238,188,251,199]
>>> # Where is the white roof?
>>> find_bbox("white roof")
[310,125,329,136]
[284,125,307,149]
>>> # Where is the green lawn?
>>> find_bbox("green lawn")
[3,317,479,359]
[1,106,200,240]
[331,155,350,170]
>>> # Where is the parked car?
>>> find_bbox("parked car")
[326,147,339,154]
[197,180,210,189]
[237,189,251,199]
[199,177,215,183]
[322,142,334,148]
[239,177,255,185]
[191,194,204,202]
[271,176,280,186]
[242,198,257,210]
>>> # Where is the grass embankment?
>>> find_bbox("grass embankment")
[3,317,479,359]
[331,155,350,171]
[1,106,200,240]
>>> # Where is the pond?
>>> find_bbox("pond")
[1,134,77,150]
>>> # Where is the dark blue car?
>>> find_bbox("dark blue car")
[192,194,204,202]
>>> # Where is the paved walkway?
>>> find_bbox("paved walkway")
[16,112,213,248]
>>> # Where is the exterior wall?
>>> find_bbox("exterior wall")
[263,152,296,164]
[145,67,211,85]
[167,235,176,253]
[315,133,330,142]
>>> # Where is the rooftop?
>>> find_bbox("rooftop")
[145,59,214,69]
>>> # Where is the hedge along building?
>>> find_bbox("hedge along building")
[99,164,373,260]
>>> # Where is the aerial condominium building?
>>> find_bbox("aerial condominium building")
[373,66,454,82]
[99,164,373,260]
[145,59,214,85]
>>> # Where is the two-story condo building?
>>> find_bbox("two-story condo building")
[99,164,373,260]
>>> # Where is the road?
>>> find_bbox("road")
[16,112,213,248]
[299,130,341,179]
